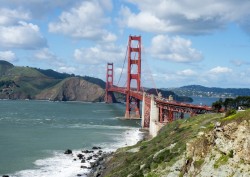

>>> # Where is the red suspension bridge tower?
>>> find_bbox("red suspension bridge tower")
[125,36,141,118]
[105,63,114,103]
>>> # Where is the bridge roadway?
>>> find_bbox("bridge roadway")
[108,85,212,113]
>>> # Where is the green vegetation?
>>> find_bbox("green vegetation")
[212,96,250,112]
[104,109,250,177]
[214,154,229,169]
[0,61,106,100]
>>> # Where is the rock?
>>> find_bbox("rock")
[77,153,84,159]
[77,174,82,177]
[80,165,88,169]
[92,146,101,150]
[87,156,92,160]
[64,149,72,154]
[2,175,9,177]
[81,159,86,163]
[82,150,94,153]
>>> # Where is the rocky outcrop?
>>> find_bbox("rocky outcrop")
[171,120,250,177]
[35,77,105,102]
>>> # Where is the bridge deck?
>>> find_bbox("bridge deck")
[108,86,212,111]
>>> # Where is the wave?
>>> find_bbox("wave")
[53,123,140,130]
[10,128,143,177]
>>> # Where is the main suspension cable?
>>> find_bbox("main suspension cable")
[116,42,128,86]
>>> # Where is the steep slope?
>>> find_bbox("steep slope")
[101,110,250,177]
[35,77,105,102]
[0,60,14,75]
[0,64,59,99]
[0,61,106,101]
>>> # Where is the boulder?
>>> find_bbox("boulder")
[77,153,84,159]
[64,149,72,154]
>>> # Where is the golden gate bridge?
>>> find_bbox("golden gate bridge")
[105,36,212,136]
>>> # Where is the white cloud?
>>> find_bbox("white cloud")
[177,69,197,76]
[0,21,47,49]
[49,0,116,42]
[209,66,232,74]
[0,8,30,25]
[74,44,125,65]
[57,66,76,74]
[0,50,17,62]
[230,59,250,67]
[150,35,203,63]
[120,0,250,34]
[0,0,79,18]
[34,48,57,61]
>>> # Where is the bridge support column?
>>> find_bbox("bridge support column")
[141,92,150,128]
[149,95,164,137]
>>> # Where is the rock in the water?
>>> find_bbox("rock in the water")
[87,156,92,160]
[77,153,84,159]
[81,159,86,163]
[92,146,101,150]
[2,175,9,177]
[64,149,72,154]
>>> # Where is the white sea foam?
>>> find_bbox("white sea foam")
[10,127,143,177]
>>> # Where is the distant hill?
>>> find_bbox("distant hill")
[167,85,250,97]
[0,60,105,101]
[146,88,193,102]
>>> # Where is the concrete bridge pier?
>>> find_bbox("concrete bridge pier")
[141,93,165,137]
[149,94,165,137]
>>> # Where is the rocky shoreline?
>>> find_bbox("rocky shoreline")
[87,129,149,177]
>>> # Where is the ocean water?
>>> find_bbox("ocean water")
[0,97,218,176]
[0,100,142,177]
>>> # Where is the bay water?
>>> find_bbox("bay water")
[0,100,141,176]
[0,97,218,176]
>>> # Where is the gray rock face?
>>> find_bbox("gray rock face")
[36,77,105,102]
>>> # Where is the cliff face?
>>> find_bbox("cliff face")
[171,119,250,177]
[35,77,105,102]
[102,110,250,177]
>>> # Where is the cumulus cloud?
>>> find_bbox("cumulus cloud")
[74,44,125,65]
[0,8,30,25]
[120,0,250,34]
[209,66,232,74]
[150,35,203,63]
[34,48,65,67]
[49,0,116,42]
[230,59,250,67]
[0,8,47,50]
[0,0,79,18]
[177,69,197,76]
[0,50,17,62]
[57,66,76,74]
[0,21,47,49]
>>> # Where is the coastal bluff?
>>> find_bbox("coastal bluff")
[35,77,105,102]
[98,110,250,177]
[0,60,106,101]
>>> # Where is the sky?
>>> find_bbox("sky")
[0,0,250,88]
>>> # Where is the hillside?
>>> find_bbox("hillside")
[35,77,105,102]
[146,88,193,102]
[0,60,105,101]
[98,110,250,177]
[168,85,250,98]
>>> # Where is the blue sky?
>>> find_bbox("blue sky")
[0,0,250,88]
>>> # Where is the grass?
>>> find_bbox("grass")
[213,154,229,169]
[104,109,250,177]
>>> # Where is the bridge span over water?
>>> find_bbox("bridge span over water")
[105,36,212,136]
